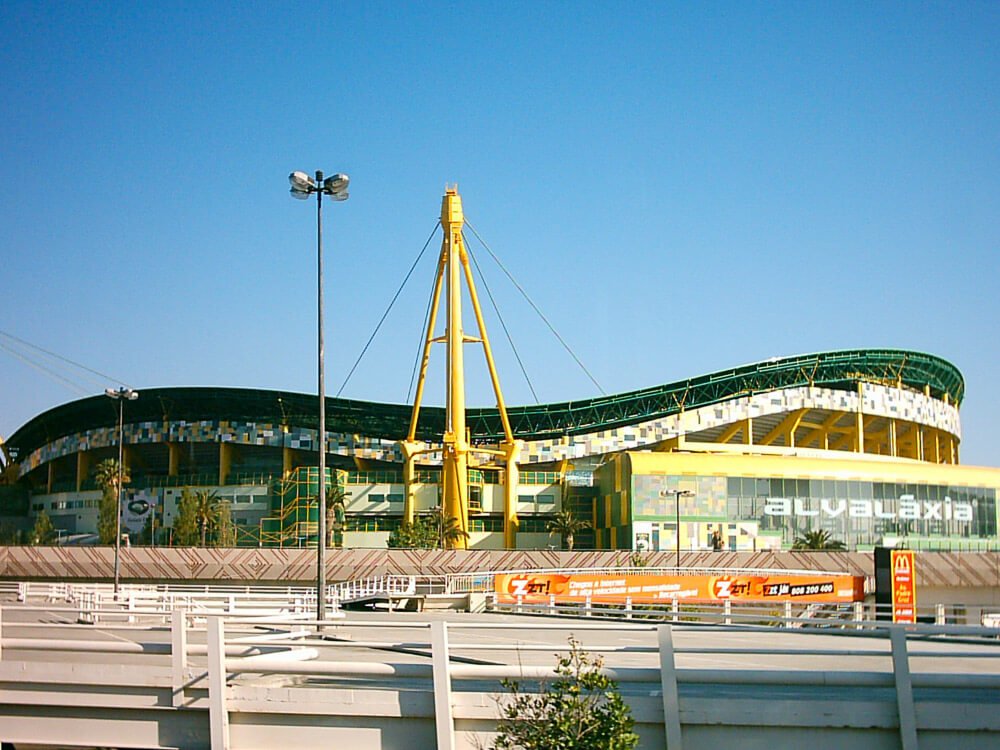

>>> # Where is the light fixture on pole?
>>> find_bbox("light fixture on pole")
[105,387,138,597]
[661,488,695,569]
[288,169,349,626]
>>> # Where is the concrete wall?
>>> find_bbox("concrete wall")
[1,545,998,595]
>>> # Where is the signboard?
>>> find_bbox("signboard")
[121,489,156,535]
[494,572,865,604]
[890,549,917,623]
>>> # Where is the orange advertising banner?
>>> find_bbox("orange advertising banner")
[495,572,865,604]
[890,550,917,623]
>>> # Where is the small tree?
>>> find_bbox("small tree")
[194,489,220,546]
[387,514,439,548]
[547,509,590,551]
[387,507,467,549]
[214,500,237,547]
[31,510,56,545]
[172,488,200,546]
[493,637,639,750]
[139,509,160,545]
[793,529,846,550]
[94,458,130,545]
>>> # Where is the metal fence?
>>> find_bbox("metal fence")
[2,600,999,749]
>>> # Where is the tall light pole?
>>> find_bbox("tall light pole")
[105,387,138,596]
[289,169,349,624]
[662,488,695,569]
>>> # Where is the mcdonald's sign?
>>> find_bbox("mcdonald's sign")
[890,549,917,623]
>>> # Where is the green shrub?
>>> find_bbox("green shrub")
[492,637,639,750]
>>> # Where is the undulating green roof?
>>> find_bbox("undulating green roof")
[6,349,963,460]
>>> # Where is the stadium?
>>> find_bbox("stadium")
[2,348,998,553]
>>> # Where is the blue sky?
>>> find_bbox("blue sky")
[1,2,998,466]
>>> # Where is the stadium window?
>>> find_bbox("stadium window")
[469,486,482,510]
[387,494,404,504]
[368,494,385,503]
[537,494,555,505]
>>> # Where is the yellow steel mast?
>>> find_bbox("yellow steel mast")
[401,186,521,549]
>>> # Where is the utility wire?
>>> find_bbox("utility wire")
[0,340,92,396]
[463,231,539,403]
[464,220,606,395]
[336,222,441,397]
[0,329,132,391]
[407,262,439,404]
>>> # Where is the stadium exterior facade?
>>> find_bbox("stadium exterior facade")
[2,349,998,552]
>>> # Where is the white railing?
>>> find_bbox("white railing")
[5,581,337,624]
[1,603,999,749]
[489,594,998,628]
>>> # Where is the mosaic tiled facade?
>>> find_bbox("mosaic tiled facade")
[17,383,962,478]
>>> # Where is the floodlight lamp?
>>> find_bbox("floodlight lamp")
[289,171,316,192]
[323,173,349,194]
[127,389,139,401]
[290,188,311,200]
[105,388,116,398]
[330,191,349,202]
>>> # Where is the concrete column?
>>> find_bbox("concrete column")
[168,443,182,476]
[219,442,232,486]
[430,621,455,750]
[171,608,188,708]
[76,451,91,492]
[657,625,683,750]
[207,617,231,749]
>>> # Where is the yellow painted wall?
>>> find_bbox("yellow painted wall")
[624,451,1000,489]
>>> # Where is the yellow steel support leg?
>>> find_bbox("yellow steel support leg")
[401,187,521,549]
[442,190,470,548]
[401,440,420,525]
[502,440,522,549]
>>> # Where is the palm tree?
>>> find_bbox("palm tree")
[325,485,347,548]
[193,490,220,546]
[385,508,468,549]
[547,509,590,551]
[792,529,846,550]
[94,459,130,544]
[439,510,469,549]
